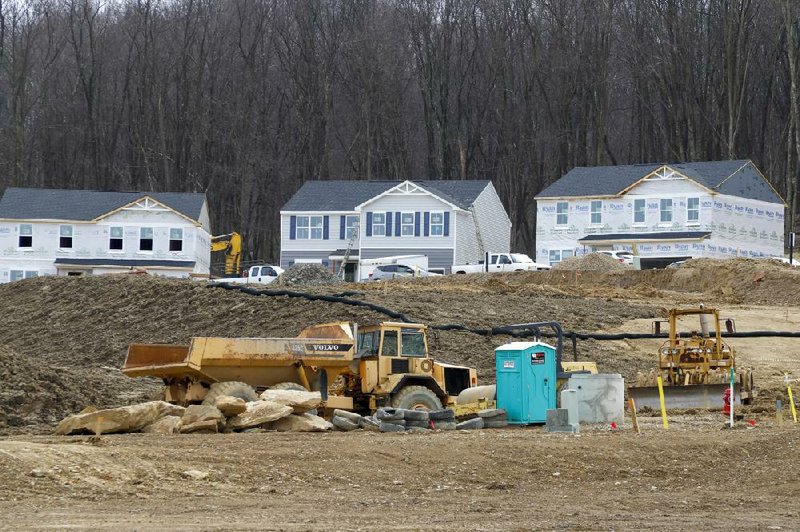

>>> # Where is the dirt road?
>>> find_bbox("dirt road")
[1,421,797,531]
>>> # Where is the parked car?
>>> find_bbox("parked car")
[210,264,284,285]
[597,250,634,265]
[452,252,551,274]
[368,264,442,281]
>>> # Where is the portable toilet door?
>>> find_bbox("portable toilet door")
[526,345,557,423]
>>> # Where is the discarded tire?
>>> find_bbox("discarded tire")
[406,419,430,429]
[485,420,509,428]
[428,409,456,421]
[376,408,404,422]
[391,386,442,411]
[332,416,359,432]
[432,421,457,431]
[379,422,405,433]
[402,409,429,422]
[358,416,380,430]
[477,408,506,419]
[202,381,258,405]
[456,417,484,430]
[332,409,363,423]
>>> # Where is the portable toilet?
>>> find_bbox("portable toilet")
[495,341,557,424]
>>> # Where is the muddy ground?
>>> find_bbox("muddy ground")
[0,258,799,529]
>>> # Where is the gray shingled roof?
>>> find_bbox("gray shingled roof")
[0,188,206,221]
[536,160,783,204]
[281,180,490,211]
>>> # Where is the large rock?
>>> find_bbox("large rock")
[258,389,322,413]
[181,419,220,434]
[214,396,247,417]
[272,413,333,432]
[55,401,185,435]
[182,404,225,429]
[226,400,293,430]
[142,415,182,435]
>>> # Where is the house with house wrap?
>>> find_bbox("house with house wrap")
[280,180,511,280]
[534,160,785,268]
[0,187,211,282]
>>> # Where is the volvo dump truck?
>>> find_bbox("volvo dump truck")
[122,321,478,412]
[628,306,756,411]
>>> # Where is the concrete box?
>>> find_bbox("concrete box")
[567,373,625,423]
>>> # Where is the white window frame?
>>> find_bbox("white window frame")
[549,249,573,266]
[109,226,124,252]
[296,216,310,240]
[10,270,24,282]
[660,199,673,223]
[139,227,154,252]
[18,224,33,248]
[400,212,415,237]
[345,215,359,239]
[556,202,569,226]
[372,212,386,237]
[430,212,444,237]
[169,228,184,252]
[59,225,74,249]
[687,197,700,224]
[309,215,323,240]
[590,201,602,225]
[633,199,646,225]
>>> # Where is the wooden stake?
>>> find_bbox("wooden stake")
[657,376,669,429]
[628,398,640,433]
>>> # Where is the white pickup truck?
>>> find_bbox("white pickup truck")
[452,252,551,274]
[210,264,285,285]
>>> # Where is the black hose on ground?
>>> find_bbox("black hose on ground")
[208,282,800,340]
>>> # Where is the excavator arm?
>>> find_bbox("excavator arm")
[211,232,242,275]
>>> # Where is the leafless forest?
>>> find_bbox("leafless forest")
[0,0,798,261]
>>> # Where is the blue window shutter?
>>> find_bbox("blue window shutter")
[322,259,330,268]
[424,212,430,236]
[290,216,297,240]
[414,212,421,237]
[339,216,346,240]
[395,212,401,237]
[385,211,392,237]
[323,216,329,240]
[443,212,450,236]
[366,212,373,236]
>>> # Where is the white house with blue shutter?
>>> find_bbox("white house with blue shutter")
[280,180,511,280]
[534,160,786,268]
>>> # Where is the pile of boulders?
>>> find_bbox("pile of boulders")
[329,407,507,433]
[55,388,332,435]
[275,264,343,286]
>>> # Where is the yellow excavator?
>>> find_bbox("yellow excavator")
[211,232,242,275]
[628,306,756,411]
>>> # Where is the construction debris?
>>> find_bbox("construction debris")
[554,252,632,271]
[275,264,343,286]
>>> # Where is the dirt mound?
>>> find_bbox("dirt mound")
[554,253,631,271]
[276,264,343,286]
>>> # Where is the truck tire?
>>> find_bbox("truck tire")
[270,382,307,391]
[391,386,442,411]
[202,381,258,405]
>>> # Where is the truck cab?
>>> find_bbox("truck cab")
[354,322,477,410]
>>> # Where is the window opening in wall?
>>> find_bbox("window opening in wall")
[372,213,386,236]
[590,201,602,224]
[309,216,323,239]
[10,270,23,282]
[430,212,444,236]
[634,199,646,224]
[346,215,359,238]
[401,212,414,236]
[59,225,73,249]
[24,271,37,279]
[169,228,183,251]
[556,202,568,225]
[139,227,154,251]
[18,224,32,248]
[660,199,673,223]
[687,197,699,222]
[109,226,123,250]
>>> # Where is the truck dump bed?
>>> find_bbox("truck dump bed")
[122,322,357,387]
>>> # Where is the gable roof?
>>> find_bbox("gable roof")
[281,180,491,211]
[535,160,783,204]
[0,188,207,222]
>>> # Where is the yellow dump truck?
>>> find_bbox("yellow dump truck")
[122,321,478,412]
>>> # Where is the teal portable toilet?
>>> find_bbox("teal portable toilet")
[495,341,557,424]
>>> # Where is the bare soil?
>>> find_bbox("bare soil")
[1,258,799,529]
